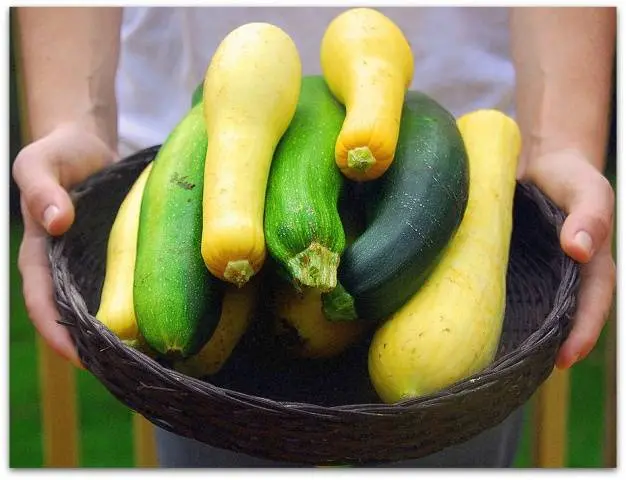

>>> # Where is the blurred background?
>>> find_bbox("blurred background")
[8,9,617,468]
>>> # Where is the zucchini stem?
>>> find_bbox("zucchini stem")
[287,242,340,292]
[224,260,255,287]
[322,283,358,322]
[347,146,376,171]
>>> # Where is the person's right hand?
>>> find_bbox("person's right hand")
[12,123,118,368]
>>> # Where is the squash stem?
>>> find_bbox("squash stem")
[322,282,358,322]
[287,242,340,292]
[224,260,255,288]
[347,146,376,172]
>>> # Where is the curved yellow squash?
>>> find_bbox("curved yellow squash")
[96,163,153,343]
[175,278,260,377]
[320,8,414,181]
[368,110,521,403]
[201,22,302,287]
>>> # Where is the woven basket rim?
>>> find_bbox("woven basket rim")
[45,146,581,464]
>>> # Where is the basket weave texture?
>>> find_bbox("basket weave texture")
[49,146,580,466]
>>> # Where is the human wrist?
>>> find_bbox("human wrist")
[517,74,611,174]
[510,7,615,173]
[519,126,608,176]
[28,103,118,155]
[17,7,121,150]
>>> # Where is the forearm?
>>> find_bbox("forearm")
[510,7,616,170]
[16,7,122,149]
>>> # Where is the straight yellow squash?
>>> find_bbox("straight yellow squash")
[201,22,302,287]
[96,163,153,345]
[320,8,414,182]
[368,109,521,403]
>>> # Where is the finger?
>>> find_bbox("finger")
[13,143,77,236]
[524,150,614,264]
[12,126,115,236]
[18,206,84,369]
[559,173,614,264]
[555,242,616,369]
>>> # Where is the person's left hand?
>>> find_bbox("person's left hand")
[517,147,616,370]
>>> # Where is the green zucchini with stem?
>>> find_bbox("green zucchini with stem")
[323,90,470,322]
[264,75,347,292]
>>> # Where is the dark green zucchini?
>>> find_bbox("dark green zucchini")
[264,75,347,291]
[191,82,204,107]
[134,103,223,359]
[323,90,470,322]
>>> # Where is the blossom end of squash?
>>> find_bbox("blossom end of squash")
[346,146,376,172]
[224,259,255,287]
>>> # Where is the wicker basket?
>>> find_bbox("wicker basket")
[49,145,580,466]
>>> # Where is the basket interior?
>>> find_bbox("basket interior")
[61,149,568,408]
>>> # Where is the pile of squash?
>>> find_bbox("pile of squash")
[95,8,522,404]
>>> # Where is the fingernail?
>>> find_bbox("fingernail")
[43,205,59,231]
[574,230,594,257]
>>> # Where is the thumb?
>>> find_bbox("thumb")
[13,144,76,237]
[559,177,614,264]
[524,150,614,264]
[12,125,116,237]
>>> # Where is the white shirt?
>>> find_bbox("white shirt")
[115,6,515,157]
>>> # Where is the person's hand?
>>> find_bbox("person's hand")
[12,123,118,368]
[517,147,616,370]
